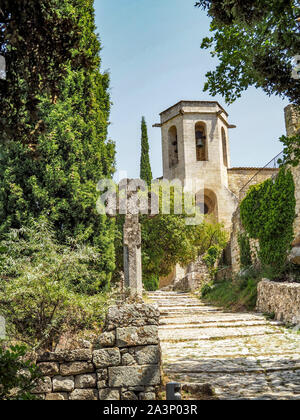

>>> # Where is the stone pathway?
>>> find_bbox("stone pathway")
[147,291,300,400]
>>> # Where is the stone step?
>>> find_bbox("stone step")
[159,320,278,329]
[159,314,274,325]
[159,325,281,342]
[163,370,300,400]
[162,357,300,374]
[149,291,300,400]
[160,333,300,358]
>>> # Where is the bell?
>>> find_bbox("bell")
[196,138,204,148]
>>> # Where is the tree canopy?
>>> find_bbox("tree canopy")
[195,0,300,104]
[0,0,99,143]
[0,0,116,290]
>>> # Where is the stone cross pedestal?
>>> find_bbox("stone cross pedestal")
[123,214,142,297]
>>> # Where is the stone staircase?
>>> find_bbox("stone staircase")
[147,291,300,400]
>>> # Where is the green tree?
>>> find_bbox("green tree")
[195,0,300,104]
[0,1,116,287]
[0,0,94,143]
[140,117,153,186]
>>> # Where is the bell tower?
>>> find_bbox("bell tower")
[154,101,238,228]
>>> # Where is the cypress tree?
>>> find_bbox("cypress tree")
[0,0,116,290]
[140,117,152,186]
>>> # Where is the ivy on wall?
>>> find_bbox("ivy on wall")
[240,168,296,270]
[238,232,252,269]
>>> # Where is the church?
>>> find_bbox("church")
[154,101,279,288]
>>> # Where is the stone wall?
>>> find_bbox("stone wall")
[284,105,300,250]
[32,303,161,400]
[228,167,279,199]
[257,279,300,324]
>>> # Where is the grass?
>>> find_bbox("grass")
[201,274,260,312]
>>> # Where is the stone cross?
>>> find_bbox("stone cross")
[106,179,158,298]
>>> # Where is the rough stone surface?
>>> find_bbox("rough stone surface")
[60,361,94,376]
[69,389,98,400]
[74,374,97,389]
[52,376,74,392]
[93,348,121,368]
[116,326,159,347]
[108,365,161,388]
[148,291,300,400]
[121,390,138,400]
[132,346,160,365]
[105,304,160,330]
[59,349,92,362]
[98,331,116,348]
[257,279,300,324]
[38,362,59,377]
[35,302,161,400]
[32,377,52,394]
[139,392,156,400]
[290,247,300,265]
[45,393,68,401]
[99,389,120,401]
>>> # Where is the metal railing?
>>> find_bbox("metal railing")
[239,150,284,199]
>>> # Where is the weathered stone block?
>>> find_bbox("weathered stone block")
[59,349,92,362]
[98,331,116,348]
[121,390,138,400]
[122,353,136,366]
[69,389,98,400]
[96,368,108,381]
[105,304,160,331]
[116,326,158,347]
[60,361,94,376]
[53,376,74,392]
[133,346,160,365]
[97,380,107,389]
[37,351,64,363]
[139,392,156,400]
[38,362,59,377]
[99,389,120,401]
[74,374,97,389]
[93,348,120,368]
[45,393,68,400]
[32,376,52,394]
[108,365,161,388]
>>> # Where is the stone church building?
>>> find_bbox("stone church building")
[154,101,280,289]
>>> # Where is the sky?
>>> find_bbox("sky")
[95,0,289,180]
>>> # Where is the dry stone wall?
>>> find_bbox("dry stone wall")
[33,303,161,400]
[257,279,300,325]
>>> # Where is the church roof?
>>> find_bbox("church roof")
[159,100,229,117]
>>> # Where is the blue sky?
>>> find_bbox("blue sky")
[95,0,289,179]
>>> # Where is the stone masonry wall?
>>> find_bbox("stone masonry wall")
[228,168,279,199]
[32,303,161,400]
[257,279,300,325]
[284,105,300,248]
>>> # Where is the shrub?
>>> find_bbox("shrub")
[201,269,262,311]
[0,345,41,400]
[203,245,223,281]
[143,274,159,291]
[0,221,114,350]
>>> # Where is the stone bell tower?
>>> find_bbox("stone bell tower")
[154,101,238,229]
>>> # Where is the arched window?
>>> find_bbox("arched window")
[195,122,208,161]
[168,126,179,168]
[196,189,218,220]
[222,127,228,167]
